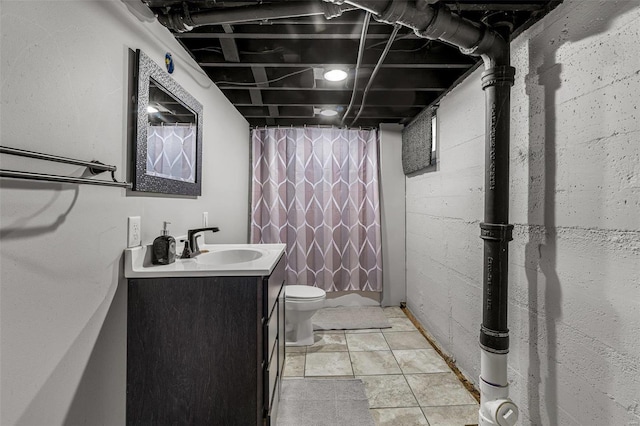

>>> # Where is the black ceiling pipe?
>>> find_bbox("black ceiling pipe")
[478,65,515,356]
[337,0,508,65]
[158,1,358,32]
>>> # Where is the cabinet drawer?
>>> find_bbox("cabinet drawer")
[277,289,286,376]
[264,350,278,413]
[264,256,285,318]
[264,299,278,362]
[265,372,280,426]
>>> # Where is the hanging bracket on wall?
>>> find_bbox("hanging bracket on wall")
[0,146,132,189]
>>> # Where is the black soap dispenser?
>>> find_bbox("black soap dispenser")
[152,221,176,265]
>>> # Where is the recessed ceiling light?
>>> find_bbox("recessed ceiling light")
[323,69,348,82]
[147,105,159,113]
[320,108,339,117]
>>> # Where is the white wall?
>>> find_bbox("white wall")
[0,1,250,424]
[405,1,640,424]
[379,124,406,307]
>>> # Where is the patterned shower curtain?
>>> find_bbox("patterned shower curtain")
[251,127,382,292]
[147,125,196,182]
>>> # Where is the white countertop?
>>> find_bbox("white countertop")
[124,243,286,278]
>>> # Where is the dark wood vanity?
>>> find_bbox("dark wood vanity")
[126,254,286,425]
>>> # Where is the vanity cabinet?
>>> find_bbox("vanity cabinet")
[127,255,286,425]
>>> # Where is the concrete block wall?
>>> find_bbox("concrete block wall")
[405,1,640,424]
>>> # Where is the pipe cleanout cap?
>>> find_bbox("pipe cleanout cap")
[480,399,519,426]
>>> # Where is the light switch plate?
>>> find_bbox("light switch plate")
[128,216,141,248]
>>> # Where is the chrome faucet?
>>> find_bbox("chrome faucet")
[180,227,220,258]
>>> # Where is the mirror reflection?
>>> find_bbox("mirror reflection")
[146,80,197,183]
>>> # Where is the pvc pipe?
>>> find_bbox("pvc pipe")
[481,350,508,386]
[479,349,518,426]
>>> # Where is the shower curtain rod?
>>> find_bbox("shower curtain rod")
[0,145,131,189]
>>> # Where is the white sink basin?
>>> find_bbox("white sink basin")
[197,248,264,265]
[124,243,285,278]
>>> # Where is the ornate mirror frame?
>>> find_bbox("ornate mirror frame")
[131,49,203,196]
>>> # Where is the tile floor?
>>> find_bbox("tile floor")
[282,307,480,426]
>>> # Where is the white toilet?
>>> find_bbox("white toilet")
[284,285,326,346]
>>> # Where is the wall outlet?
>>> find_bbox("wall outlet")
[202,212,209,227]
[128,216,141,248]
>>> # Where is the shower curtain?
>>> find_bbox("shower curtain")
[250,127,382,292]
[147,125,196,182]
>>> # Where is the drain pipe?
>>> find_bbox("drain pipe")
[155,1,517,423]
[475,31,518,426]
[325,1,518,425]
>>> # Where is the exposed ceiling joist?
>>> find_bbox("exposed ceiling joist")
[151,0,562,127]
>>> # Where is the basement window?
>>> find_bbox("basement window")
[401,106,437,175]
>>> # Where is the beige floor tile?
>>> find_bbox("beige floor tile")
[307,332,348,353]
[371,407,429,425]
[346,332,390,351]
[281,313,482,425]
[351,351,401,375]
[388,317,418,331]
[382,306,406,318]
[357,375,418,408]
[406,373,477,407]
[305,352,354,376]
[383,331,431,350]
[422,405,479,426]
[283,352,305,377]
[393,349,450,374]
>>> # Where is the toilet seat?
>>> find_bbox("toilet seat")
[286,285,325,301]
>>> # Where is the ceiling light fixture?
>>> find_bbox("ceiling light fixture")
[323,69,348,82]
[319,108,339,117]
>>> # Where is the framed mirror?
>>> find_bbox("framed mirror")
[131,49,203,196]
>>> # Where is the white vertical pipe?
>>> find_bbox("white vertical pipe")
[479,348,519,426]
[481,350,508,386]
